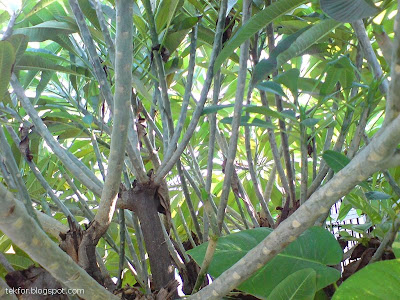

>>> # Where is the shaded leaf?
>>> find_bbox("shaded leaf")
[256,81,287,98]
[274,68,300,96]
[15,53,80,75]
[301,118,320,127]
[320,0,379,23]
[0,41,15,99]
[322,150,350,173]
[364,191,391,201]
[6,34,28,63]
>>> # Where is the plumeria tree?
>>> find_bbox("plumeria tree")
[0,0,400,299]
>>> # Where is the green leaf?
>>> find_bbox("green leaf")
[301,118,320,127]
[277,19,341,67]
[6,34,28,63]
[164,16,200,53]
[332,259,400,299]
[364,191,391,201]
[220,116,276,129]
[3,253,34,269]
[188,227,342,299]
[274,68,300,96]
[252,27,309,85]
[320,0,380,23]
[155,0,183,34]
[23,0,57,20]
[13,21,77,42]
[268,268,317,300]
[15,53,80,75]
[0,41,15,100]
[256,81,287,98]
[214,0,307,73]
[82,114,94,125]
[322,150,350,173]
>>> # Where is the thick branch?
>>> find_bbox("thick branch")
[0,183,118,300]
[90,0,134,241]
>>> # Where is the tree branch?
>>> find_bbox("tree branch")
[190,111,400,299]
[0,183,118,300]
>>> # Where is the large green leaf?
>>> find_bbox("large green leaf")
[15,53,80,75]
[333,259,400,299]
[187,227,342,299]
[13,21,77,42]
[277,19,341,67]
[0,41,15,100]
[268,268,317,300]
[322,150,350,173]
[320,0,379,23]
[214,0,307,72]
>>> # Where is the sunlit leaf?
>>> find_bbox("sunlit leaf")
[333,260,400,299]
